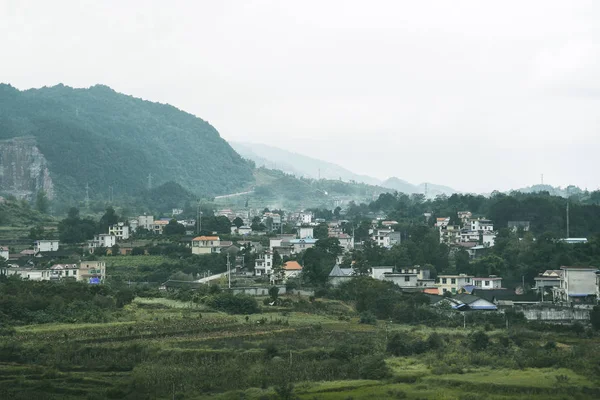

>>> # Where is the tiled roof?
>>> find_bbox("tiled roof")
[283,261,302,271]
[192,236,220,241]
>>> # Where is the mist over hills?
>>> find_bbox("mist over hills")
[232,141,457,197]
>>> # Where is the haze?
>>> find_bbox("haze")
[2,0,599,193]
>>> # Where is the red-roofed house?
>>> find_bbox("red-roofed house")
[282,261,302,279]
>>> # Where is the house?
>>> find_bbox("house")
[34,240,59,253]
[282,261,302,279]
[436,274,474,295]
[298,226,314,239]
[108,222,130,240]
[235,226,252,235]
[482,231,496,247]
[370,266,393,280]
[457,211,472,225]
[382,271,418,288]
[88,234,116,252]
[381,220,399,227]
[398,266,435,288]
[471,219,494,232]
[191,236,221,254]
[371,228,401,248]
[262,212,281,232]
[298,211,313,225]
[552,266,598,304]
[290,238,317,253]
[472,275,503,290]
[508,221,530,232]
[0,246,8,260]
[467,245,489,259]
[328,264,353,287]
[152,219,170,235]
[439,224,461,244]
[451,294,498,310]
[0,267,51,281]
[334,233,354,252]
[79,261,106,284]
[534,270,563,293]
[137,215,155,231]
[49,264,79,280]
[559,238,588,244]
[254,251,274,276]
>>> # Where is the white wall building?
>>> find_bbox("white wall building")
[472,276,502,289]
[255,251,274,276]
[436,274,473,295]
[0,246,8,260]
[553,266,598,304]
[34,240,59,253]
[109,223,130,240]
[88,234,116,250]
[298,226,314,239]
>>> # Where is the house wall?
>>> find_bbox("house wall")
[382,274,418,287]
[565,269,597,296]
[370,267,393,280]
[35,240,59,252]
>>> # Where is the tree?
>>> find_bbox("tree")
[591,306,600,331]
[233,217,244,228]
[334,206,342,218]
[301,247,335,286]
[315,237,343,258]
[163,219,186,236]
[313,223,329,240]
[35,190,49,213]
[98,207,119,234]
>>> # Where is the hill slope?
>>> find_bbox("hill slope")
[0,84,253,201]
[231,141,381,185]
[381,177,457,197]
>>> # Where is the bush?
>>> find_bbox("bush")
[205,293,260,314]
[359,311,377,325]
[469,331,489,351]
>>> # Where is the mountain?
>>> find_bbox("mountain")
[0,84,253,201]
[377,178,457,197]
[231,141,382,185]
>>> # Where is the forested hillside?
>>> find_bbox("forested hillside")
[0,84,253,201]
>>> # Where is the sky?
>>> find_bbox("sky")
[1,0,599,193]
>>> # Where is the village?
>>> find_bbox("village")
[1,202,598,325]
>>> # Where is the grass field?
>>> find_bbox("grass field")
[2,296,600,400]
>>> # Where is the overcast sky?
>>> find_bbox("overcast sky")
[2,0,599,192]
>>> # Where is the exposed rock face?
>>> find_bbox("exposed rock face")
[0,137,54,199]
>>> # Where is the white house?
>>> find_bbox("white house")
[290,238,317,253]
[482,231,496,247]
[50,264,79,280]
[137,215,154,231]
[88,234,116,251]
[371,228,401,248]
[553,266,598,304]
[370,266,393,280]
[471,219,494,232]
[108,223,130,240]
[436,274,474,295]
[254,251,274,276]
[34,240,59,253]
[299,212,313,225]
[298,226,314,239]
[0,246,9,260]
[282,261,302,279]
[472,276,502,290]
[0,267,50,281]
[191,236,221,254]
[382,272,418,288]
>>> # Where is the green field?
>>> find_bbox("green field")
[1,295,599,400]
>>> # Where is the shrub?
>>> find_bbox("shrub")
[205,293,260,314]
[469,331,489,351]
[359,311,377,325]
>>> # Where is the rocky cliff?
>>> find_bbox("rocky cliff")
[0,137,54,199]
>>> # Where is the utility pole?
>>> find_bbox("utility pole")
[196,202,200,235]
[85,183,90,208]
[566,200,570,238]
[227,252,231,289]
[463,312,466,329]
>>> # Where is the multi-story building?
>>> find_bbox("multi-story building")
[108,223,130,240]
[436,274,473,295]
[137,215,154,231]
[471,219,494,232]
[50,264,79,280]
[552,266,598,304]
[34,240,60,253]
[262,212,281,232]
[534,270,563,293]
[152,219,170,235]
[79,261,106,284]
[298,226,314,239]
[472,276,502,290]
[191,236,221,254]
[88,234,116,251]
[290,238,317,253]
[371,228,401,248]
[254,251,274,276]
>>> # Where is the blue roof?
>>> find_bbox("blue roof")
[290,238,318,244]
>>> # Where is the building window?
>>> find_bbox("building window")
[404,276,410,282]
[466,278,471,283]
[485,280,490,286]
[442,278,447,284]
[451,278,456,284]
[451,288,456,294]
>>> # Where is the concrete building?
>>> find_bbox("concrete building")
[79,261,106,284]
[436,274,473,295]
[191,236,221,255]
[0,267,50,281]
[49,264,79,280]
[382,271,418,288]
[88,234,116,251]
[254,251,274,276]
[298,226,314,239]
[137,215,154,231]
[472,276,502,290]
[553,266,598,304]
[371,228,401,248]
[471,219,494,232]
[34,240,59,253]
[282,261,302,279]
[370,266,393,280]
[109,223,130,240]
[290,238,317,253]
[534,270,563,293]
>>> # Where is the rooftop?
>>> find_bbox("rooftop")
[283,261,302,271]
[192,236,220,241]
